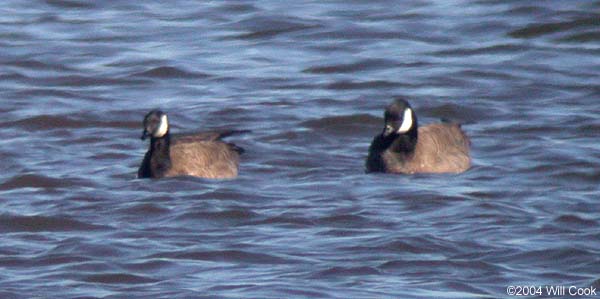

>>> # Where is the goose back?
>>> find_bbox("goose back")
[165,136,241,179]
[380,123,470,174]
[138,129,244,179]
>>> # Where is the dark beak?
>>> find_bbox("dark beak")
[141,130,149,140]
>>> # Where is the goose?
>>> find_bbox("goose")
[366,99,470,174]
[138,110,244,179]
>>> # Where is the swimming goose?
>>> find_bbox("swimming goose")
[366,99,470,174]
[138,110,244,179]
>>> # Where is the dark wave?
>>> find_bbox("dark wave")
[0,214,107,232]
[43,75,149,87]
[82,273,158,284]
[174,209,259,222]
[302,58,400,74]
[326,80,405,90]
[32,253,90,266]
[419,103,486,123]
[227,15,321,39]
[132,66,211,79]
[303,28,453,44]
[313,266,381,278]
[0,72,29,81]
[248,215,315,227]
[558,31,600,43]
[345,237,450,254]
[431,44,523,57]
[118,203,171,215]
[509,17,599,38]
[120,259,175,272]
[5,114,138,131]
[316,214,370,227]
[554,214,598,228]
[0,292,20,299]
[3,73,150,86]
[0,174,92,190]
[45,0,96,9]
[504,5,553,16]
[379,259,500,275]
[300,114,379,135]
[151,250,291,264]
[214,3,257,14]
[498,247,594,267]
[5,59,74,71]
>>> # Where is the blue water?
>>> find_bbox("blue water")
[1,1,599,298]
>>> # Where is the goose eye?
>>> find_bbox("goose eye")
[384,125,394,135]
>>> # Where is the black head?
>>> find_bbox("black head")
[382,98,417,137]
[141,110,169,140]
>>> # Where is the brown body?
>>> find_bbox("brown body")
[165,135,240,179]
[377,124,470,174]
[138,130,243,179]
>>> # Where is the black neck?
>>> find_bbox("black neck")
[390,127,418,153]
[149,132,172,178]
[384,124,419,154]
[138,131,172,178]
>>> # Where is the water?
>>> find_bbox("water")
[1,1,599,298]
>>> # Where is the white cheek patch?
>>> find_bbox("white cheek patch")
[154,114,169,137]
[397,108,413,133]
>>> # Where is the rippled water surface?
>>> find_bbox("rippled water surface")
[1,1,599,298]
